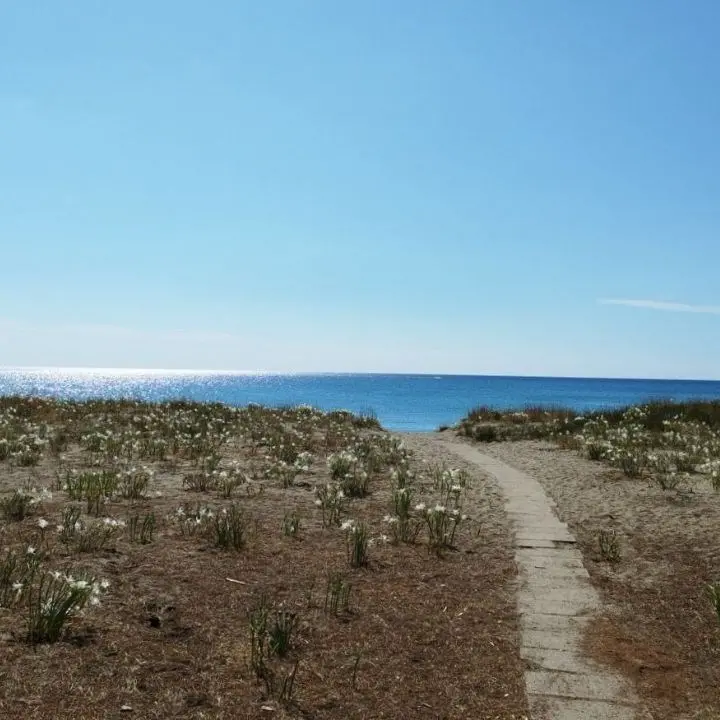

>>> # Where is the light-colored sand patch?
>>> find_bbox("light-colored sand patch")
[468,438,720,597]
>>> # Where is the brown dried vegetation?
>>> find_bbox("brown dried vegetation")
[0,398,526,720]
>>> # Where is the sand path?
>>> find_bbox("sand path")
[409,433,642,720]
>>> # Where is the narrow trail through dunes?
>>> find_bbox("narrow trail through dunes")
[406,433,643,720]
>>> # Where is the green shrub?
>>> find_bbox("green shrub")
[27,571,108,644]
[472,425,498,442]
[208,504,248,550]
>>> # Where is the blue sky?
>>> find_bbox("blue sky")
[2,1,719,377]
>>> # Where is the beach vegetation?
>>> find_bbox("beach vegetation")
[460,399,720,491]
[598,529,621,562]
[0,396,497,717]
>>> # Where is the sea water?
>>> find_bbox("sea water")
[3,368,720,431]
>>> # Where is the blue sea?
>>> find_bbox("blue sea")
[3,368,720,431]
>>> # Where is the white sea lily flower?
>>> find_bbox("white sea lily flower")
[433,505,446,514]
[414,503,426,512]
[26,546,37,555]
[340,519,355,531]
[38,518,49,529]
[100,579,110,590]
[12,582,23,592]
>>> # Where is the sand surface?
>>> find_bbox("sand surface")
[448,435,720,719]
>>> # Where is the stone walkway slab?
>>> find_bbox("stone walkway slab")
[521,613,591,633]
[526,670,627,700]
[528,697,638,720]
[522,646,597,673]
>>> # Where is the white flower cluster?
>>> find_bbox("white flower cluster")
[45,571,110,609]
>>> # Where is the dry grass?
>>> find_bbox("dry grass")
[584,539,720,720]
[457,405,576,442]
[458,398,720,445]
[0,398,526,720]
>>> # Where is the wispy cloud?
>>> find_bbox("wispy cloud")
[599,298,720,315]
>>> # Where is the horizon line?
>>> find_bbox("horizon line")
[1,365,720,383]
